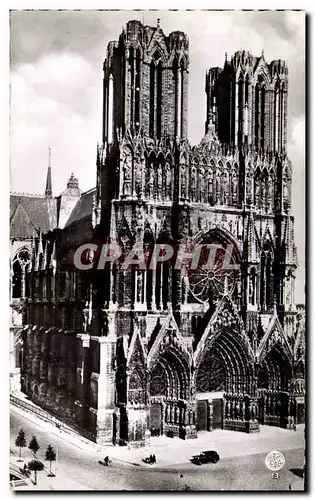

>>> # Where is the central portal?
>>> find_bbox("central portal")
[149,403,162,436]
[196,394,223,431]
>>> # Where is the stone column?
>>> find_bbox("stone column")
[108,74,114,144]
[234,80,239,145]
[95,335,117,444]
[159,264,163,310]
[176,67,182,137]
[75,334,91,429]
[151,268,157,310]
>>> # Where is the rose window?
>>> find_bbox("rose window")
[188,239,240,304]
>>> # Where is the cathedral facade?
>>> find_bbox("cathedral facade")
[19,20,305,446]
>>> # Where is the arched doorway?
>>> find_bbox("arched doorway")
[257,343,292,428]
[194,302,256,433]
[149,346,192,438]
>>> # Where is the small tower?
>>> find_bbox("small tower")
[45,146,53,197]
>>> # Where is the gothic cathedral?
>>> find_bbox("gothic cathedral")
[21,20,305,445]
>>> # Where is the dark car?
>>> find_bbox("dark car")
[201,450,220,463]
[190,450,220,465]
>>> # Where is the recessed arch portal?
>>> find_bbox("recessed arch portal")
[258,343,292,393]
[149,346,190,401]
[195,327,254,396]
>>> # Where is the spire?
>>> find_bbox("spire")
[45,146,52,197]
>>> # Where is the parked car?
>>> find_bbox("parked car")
[191,450,220,465]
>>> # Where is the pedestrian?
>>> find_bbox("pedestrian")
[153,454,156,464]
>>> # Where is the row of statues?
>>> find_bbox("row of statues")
[122,155,240,205]
[121,151,290,212]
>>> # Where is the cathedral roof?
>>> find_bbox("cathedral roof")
[10,194,56,238]
[64,187,96,228]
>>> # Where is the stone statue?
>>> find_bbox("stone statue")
[165,162,172,199]
[191,168,196,201]
[123,156,132,196]
[268,176,274,212]
[148,164,154,198]
[207,171,213,203]
[135,156,142,197]
[221,170,229,205]
[199,168,205,202]
[246,170,252,205]
[181,163,187,199]
[157,164,163,200]
[216,173,221,204]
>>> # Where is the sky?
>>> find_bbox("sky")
[9,10,305,301]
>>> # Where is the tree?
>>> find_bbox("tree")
[45,445,56,476]
[28,435,40,457]
[27,459,44,485]
[15,429,26,461]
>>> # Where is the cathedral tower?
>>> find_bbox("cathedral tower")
[206,50,288,153]
[102,19,189,144]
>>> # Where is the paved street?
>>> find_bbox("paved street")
[10,406,305,491]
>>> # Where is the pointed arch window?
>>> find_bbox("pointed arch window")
[135,48,141,132]
[173,58,184,138]
[12,248,31,299]
[274,82,280,151]
[254,83,260,149]
[279,83,284,152]
[149,60,155,138]
[260,241,273,311]
[238,77,244,145]
[260,86,265,151]
[244,76,249,140]
[249,268,257,306]
[129,47,135,129]
[12,260,22,299]
[149,52,162,139]
[254,76,265,151]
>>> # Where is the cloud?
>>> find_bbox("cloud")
[10,51,101,195]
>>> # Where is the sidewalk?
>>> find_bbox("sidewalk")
[10,448,92,491]
[108,425,305,469]
[10,392,107,455]
[10,391,305,471]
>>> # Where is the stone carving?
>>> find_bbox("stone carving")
[165,162,172,200]
[180,162,187,199]
[191,167,197,201]
[199,167,205,202]
[232,168,238,204]
[157,164,163,200]
[207,170,213,204]
[246,170,252,205]
[216,171,221,204]
[148,163,155,198]
[135,156,142,197]
[221,170,229,205]
[123,152,132,196]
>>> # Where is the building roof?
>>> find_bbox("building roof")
[64,188,95,228]
[10,202,37,239]
[10,194,57,238]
